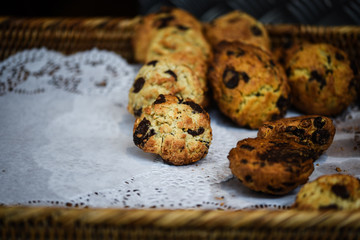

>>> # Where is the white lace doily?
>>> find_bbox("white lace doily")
[0,48,359,210]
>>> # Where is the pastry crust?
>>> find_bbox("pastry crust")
[258,115,336,158]
[228,137,315,195]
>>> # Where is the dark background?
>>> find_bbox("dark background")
[1,0,360,25]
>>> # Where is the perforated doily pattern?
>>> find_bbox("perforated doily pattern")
[0,48,359,210]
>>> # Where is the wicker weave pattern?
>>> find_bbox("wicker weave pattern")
[0,17,140,62]
[1,207,360,239]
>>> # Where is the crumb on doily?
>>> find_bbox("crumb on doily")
[335,167,342,172]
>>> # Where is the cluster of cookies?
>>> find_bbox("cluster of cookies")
[129,7,212,165]
[128,7,359,208]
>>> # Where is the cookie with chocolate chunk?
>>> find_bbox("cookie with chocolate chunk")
[286,43,356,116]
[146,25,212,64]
[204,10,270,52]
[132,7,202,63]
[293,174,360,210]
[127,58,208,117]
[258,115,336,158]
[208,41,290,129]
[133,94,212,165]
[228,138,315,195]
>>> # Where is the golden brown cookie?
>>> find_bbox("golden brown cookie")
[208,41,290,129]
[127,58,208,117]
[145,25,212,64]
[228,137,316,195]
[132,7,202,63]
[293,174,360,210]
[258,115,336,158]
[286,43,356,116]
[204,10,270,52]
[133,94,212,165]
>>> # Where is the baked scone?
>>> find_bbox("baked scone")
[228,137,316,195]
[133,94,212,165]
[258,115,336,158]
[286,43,356,116]
[204,10,271,52]
[132,7,202,63]
[293,174,360,210]
[208,41,290,129]
[146,25,212,64]
[127,58,207,117]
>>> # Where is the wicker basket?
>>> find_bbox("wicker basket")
[0,17,360,240]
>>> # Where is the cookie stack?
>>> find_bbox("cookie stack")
[129,7,212,165]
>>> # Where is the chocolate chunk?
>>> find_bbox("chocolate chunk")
[335,52,344,61]
[154,94,166,105]
[182,101,204,113]
[223,67,249,89]
[285,67,291,77]
[164,70,177,81]
[331,184,350,199]
[313,117,325,129]
[264,124,273,129]
[227,48,245,57]
[350,60,358,75]
[311,129,330,145]
[286,127,305,138]
[146,60,158,67]
[176,25,189,31]
[154,16,175,29]
[241,159,248,164]
[134,118,154,146]
[250,25,262,36]
[133,107,142,117]
[240,144,255,151]
[226,51,235,56]
[269,60,275,67]
[276,96,288,114]
[133,77,145,93]
[319,204,339,210]
[327,55,331,64]
[245,175,253,182]
[187,127,205,136]
[309,70,326,89]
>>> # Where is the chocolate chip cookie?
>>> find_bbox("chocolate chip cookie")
[133,94,212,165]
[208,41,290,129]
[228,137,315,195]
[204,10,271,52]
[258,115,336,158]
[293,174,360,210]
[132,7,202,63]
[286,43,357,116]
[127,58,208,117]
